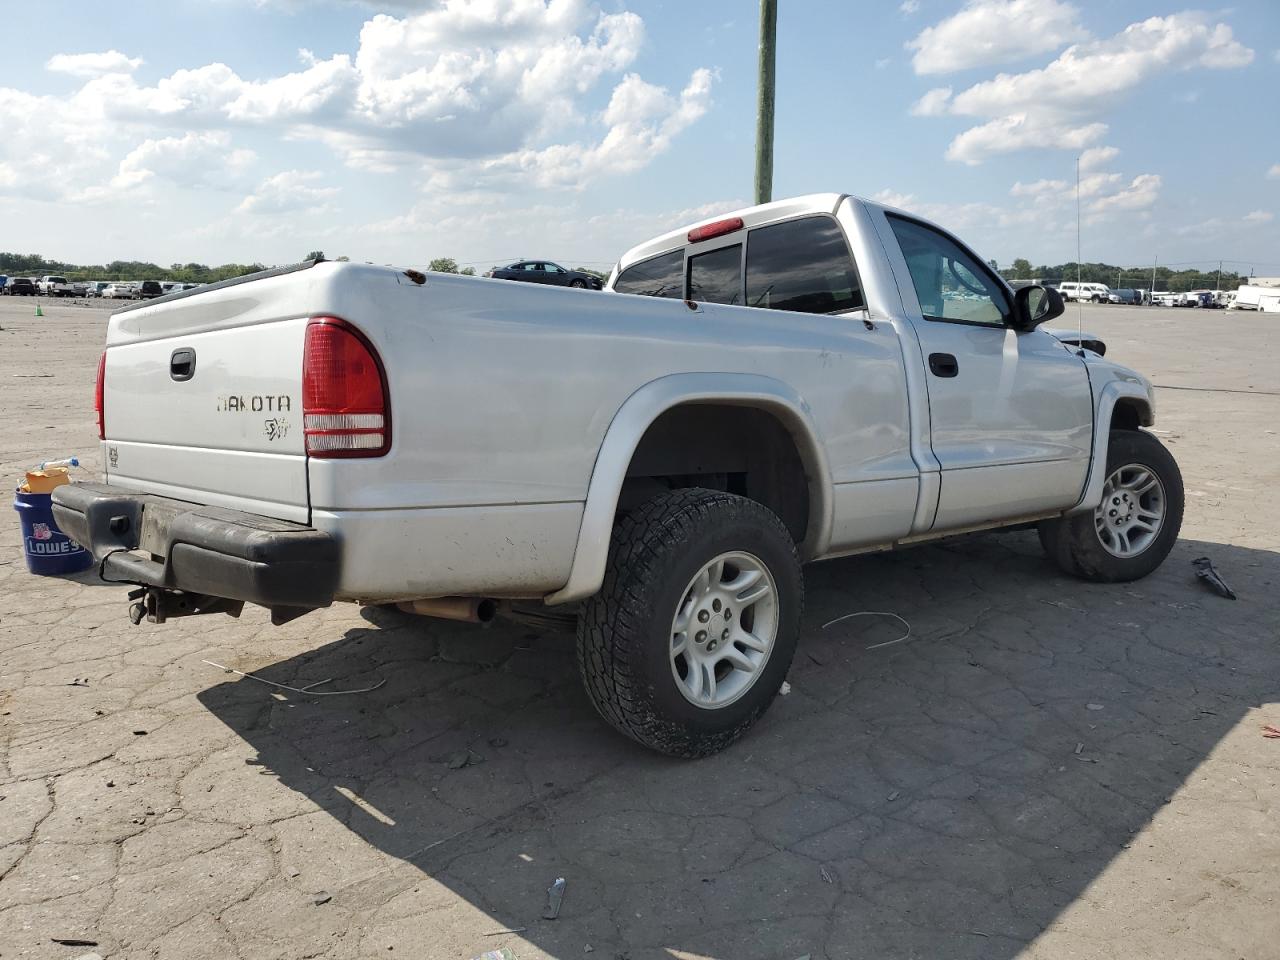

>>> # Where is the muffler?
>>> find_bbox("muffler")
[396,597,497,623]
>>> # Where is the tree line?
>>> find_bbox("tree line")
[0,252,269,284]
[1,251,609,284]
[999,258,1245,292]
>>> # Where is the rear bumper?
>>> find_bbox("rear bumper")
[51,483,338,610]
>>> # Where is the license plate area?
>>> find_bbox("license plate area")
[137,502,182,557]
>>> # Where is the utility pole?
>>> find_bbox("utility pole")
[1216,260,1222,291]
[1151,256,1158,305]
[754,0,778,205]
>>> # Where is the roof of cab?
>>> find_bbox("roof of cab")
[615,193,854,272]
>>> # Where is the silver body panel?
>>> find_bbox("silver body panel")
[99,194,1156,603]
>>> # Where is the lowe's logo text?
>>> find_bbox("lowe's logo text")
[26,538,86,555]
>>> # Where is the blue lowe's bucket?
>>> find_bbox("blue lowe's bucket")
[13,488,93,575]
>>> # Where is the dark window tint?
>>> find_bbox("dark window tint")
[688,244,742,305]
[887,216,1009,326]
[613,249,684,299]
[745,217,863,314]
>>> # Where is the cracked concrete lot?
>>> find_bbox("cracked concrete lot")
[1,297,1278,960]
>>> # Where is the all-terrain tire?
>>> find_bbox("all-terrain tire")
[576,488,803,758]
[1039,429,1183,582]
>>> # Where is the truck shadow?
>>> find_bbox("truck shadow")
[197,531,1278,959]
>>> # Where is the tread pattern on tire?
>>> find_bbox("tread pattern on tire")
[1040,429,1183,583]
[576,488,801,758]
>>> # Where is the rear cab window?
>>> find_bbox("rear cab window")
[613,213,865,315]
[613,249,684,299]
[688,245,742,305]
[745,216,864,313]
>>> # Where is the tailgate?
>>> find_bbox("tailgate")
[103,270,316,523]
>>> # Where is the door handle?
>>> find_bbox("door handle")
[928,352,959,378]
[169,347,196,382]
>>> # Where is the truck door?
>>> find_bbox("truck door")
[883,214,1093,530]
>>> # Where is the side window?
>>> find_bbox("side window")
[887,216,1009,326]
[688,244,742,305]
[613,249,684,299]
[745,216,865,313]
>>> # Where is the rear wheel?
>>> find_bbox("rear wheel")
[577,489,802,758]
[1039,430,1183,582]
[570,279,587,288]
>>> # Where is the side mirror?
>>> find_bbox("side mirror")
[1014,284,1064,330]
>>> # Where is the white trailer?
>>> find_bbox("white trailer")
[1228,285,1280,311]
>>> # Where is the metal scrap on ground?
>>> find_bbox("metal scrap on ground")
[201,658,387,696]
[542,877,566,920]
[1192,557,1238,599]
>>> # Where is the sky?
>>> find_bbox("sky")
[0,0,1277,274]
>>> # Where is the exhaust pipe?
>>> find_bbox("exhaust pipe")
[396,597,498,624]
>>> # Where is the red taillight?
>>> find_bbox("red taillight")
[687,216,744,243]
[95,351,106,440]
[302,317,390,458]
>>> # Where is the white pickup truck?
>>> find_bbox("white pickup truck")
[53,193,1183,757]
[37,275,84,297]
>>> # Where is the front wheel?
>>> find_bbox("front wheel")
[577,489,802,758]
[569,279,586,288]
[1039,429,1183,582]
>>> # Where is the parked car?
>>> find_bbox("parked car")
[82,281,111,298]
[1106,288,1141,305]
[138,280,163,299]
[7,277,37,296]
[37,276,82,297]
[102,283,133,299]
[1057,281,1112,303]
[54,192,1183,758]
[484,260,603,289]
[0,274,7,292]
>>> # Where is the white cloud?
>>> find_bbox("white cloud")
[1010,178,1068,199]
[907,0,1086,75]
[900,0,920,13]
[946,115,1106,165]
[1009,166,1160,217]
[871,189,916,210]
[949,13,1252,118]
[237,170,339,214]
[917,11,1253,164]
[1078,145,1119,170]
[0,1,712,200]
[470,68,714,190]
[911,87,952,116]
[1268,164,1280,179]
[0,87,111,197]
[228,56,359,122]
[46,50,142,77]
[1091,173,1161,213]
[1244,209,1274,224]
[105,132,256,195]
